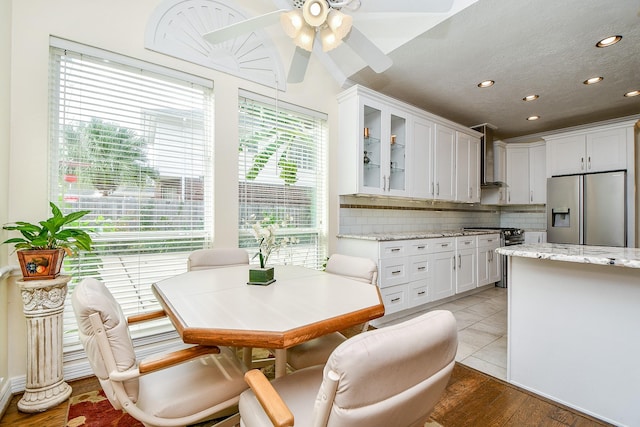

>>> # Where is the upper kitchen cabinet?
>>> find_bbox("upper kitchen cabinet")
[433,124,456,200]
[338,87,409,196]
[337,85,482,201]
[505,142,546,204]
[546,125,629,176]
[455,131,481,203]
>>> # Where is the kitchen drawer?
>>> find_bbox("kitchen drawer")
[409,254,430,281]
[407,239,431,255]
[409,280,431,307]
[456,235,477,249]
[379,257,409,287]
[430,237,455,252]
[380,283,409,314]
[477,233,500,247]
[379,241,407,259]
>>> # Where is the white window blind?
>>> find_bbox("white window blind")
[49,42,214,350]
[238,93,327,269]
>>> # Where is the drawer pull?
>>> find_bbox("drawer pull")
[391,248,401,252]
[417,266,426,271]
[391,297,401,303]
[417,246,425,249]
[465,241,471,245]
[417,291,426,295]
[392,270,401,274]
[441,243,449,247]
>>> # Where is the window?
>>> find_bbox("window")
[238,92,327,269]
[49,39,214,350]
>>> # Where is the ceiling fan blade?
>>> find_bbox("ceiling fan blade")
[355,0,454,13]
[202,9,287,44]
[287,47,311,83]
[343,26,392,73]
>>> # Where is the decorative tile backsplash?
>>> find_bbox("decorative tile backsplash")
[339,196,546,234]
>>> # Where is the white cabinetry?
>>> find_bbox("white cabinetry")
[338,85,482,202]
[338,90,409,196]
[477,234,501,286]
[455,132,481,203]
[505,142,546,204]
[433,125,456,200]
[431,238,455,300]
[546,127,627,176]
[412,117,435,199]
[455,236,477,293]
[524,231,547,244]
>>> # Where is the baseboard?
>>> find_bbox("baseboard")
[0,379,12,419]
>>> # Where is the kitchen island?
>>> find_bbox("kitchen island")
[496,243,640,427]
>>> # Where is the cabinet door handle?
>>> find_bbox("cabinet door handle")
[431,182,434,196]
[508,190,511,202]
[581,157,584,170]
[458,254,462,268]
[391,248,401,252]
[417,266,426,271]
[530,190,533,202]
[469,186,472,198]
[452,256,456,270]
[441,243,449,247]
[391,297,400,303]
[436,182,440,196]
[392,270,401,275]
[588,156,591,170]
[417,291,426,295]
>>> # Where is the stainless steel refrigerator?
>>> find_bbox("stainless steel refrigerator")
[547,171,627,247]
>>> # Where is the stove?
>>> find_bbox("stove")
[464,227,525,287]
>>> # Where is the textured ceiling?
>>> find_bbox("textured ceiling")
[346,0,640,140]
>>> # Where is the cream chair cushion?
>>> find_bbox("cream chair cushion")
[240,310,458,427]
[72,278,248,420]
[188,248,249,271]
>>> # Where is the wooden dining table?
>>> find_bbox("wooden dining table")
[151,264,385,377]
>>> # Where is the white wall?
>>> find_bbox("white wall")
[0,0,13,407]
[3,0,343,386]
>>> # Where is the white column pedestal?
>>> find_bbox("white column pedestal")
[17,275,72,413]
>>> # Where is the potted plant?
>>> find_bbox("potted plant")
[2,202,93,281]
[246,215,298,285]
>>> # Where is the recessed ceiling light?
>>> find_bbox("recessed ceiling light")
[523,94,539,101]
[526,115,540,121]
[624,90,640,97]
[596,35,622,48]
[583,77,603,85]
[477,80,494,88]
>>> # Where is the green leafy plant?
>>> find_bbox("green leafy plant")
[2,202,93,256]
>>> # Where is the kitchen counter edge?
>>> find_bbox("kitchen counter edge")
[496,243,640,269]
[337,230,500,241]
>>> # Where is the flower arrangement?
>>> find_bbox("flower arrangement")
[247,215,298,268]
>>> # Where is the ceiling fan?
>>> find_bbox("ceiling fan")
[203,0,454,84]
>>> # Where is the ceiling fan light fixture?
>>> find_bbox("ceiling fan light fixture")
[624,90,640,97]
[303,0,329,27]
[320,26,339,51]
[523,94,539,101]
[596,35,622,48]
[526,115,540,121]
[281,10,305,38]
[326,9,353,40]
[293,23,316,51]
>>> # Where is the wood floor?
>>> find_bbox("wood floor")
[0,363,612,427]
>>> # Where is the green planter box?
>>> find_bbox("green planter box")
[248,267,275,285]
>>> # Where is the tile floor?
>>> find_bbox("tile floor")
[388,286,508,380]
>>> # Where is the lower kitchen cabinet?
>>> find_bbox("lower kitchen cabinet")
[337,233,500,323]
[455,235,477,293]
[477,233,501,286]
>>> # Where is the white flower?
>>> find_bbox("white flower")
[245,215,297,268]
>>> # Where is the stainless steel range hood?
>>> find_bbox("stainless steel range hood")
[472,123,505,187]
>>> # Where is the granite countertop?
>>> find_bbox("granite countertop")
[337,229,501,241]
[496,243,640,269]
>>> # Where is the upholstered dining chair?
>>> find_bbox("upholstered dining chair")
[72,278,248,427]
[187,247,250,271]
[286,253,377,370]
[239,310,458,427]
